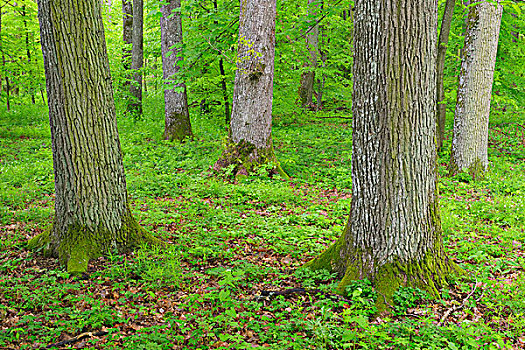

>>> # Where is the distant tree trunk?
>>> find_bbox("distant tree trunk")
[122,0,133,70]
[0,9,9,111]
[219,57,230,125]
[449,0,503,177]
[436,0,456,151]
[122,0,133,94]
[213,0,286,178]
[127,0,143,117]
[29,0,159,273]
[22,5,36,104]
[213,0,230,126]
[160,0,193,141]
[306,0,459,307]
[298,0,319,108]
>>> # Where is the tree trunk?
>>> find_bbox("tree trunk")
[29,0,159,274]
[213,0,286,178]
[306,0,459,307]
[436,0,456,151]
[298,0,319,109]
[122,0,133,71]
[449,1,502,177]
[22,5,36,104]
[161,0,193,142]
[127,0,143,117]
[214,0,230,126]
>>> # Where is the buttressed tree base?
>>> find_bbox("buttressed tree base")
[305,0,462,309]
[30,0,160,274]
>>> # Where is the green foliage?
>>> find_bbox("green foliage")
[392,287,429,316]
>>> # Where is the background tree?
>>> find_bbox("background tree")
[161,0,192,141]
[29,0,158,273]
[449,0,503,177]
[436,0,456,151]
[213,0,286,178]
[306,0,459,304]
[121,0,133,84]
[127,0,144,117]
[297,0,319,109]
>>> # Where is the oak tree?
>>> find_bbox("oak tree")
[449,0,503,176]
[161,0,193,141]
[306,0,459,305]
[29,0,159,273]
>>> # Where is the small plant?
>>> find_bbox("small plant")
[393,286,429,315]
[345,279,378,316]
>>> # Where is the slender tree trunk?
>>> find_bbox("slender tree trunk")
[306,0,458,307]
[22,5,36,104]
[127,0,143,117]
[29,0,159,274]
[298,0,319,108]
[219,57,230,125]
[436,0,456,151]
[449,0,502,177]
[213,0,286,178]
[161,0,193,141]
[213,0,230,126]
[0,8,8,111]
[122,0,133,87]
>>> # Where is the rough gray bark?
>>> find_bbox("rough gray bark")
[306,0,458,305]
[450,0,503,177]
[122,0,133,70]
[298,0,319,108]
[128,0,143,117]
[213,0,286,178]
[436,0,456,151]
[161,0,193,141]
[30,0,158,273]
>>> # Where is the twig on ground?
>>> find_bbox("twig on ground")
[43,330,108,349]
[438,281,482,326]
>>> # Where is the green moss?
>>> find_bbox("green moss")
[213,138,289,179]
[305,215,463,312]
[303,224,348,274]
[27,207,163,274]
[163,112,193,142]
[448,157,486,179]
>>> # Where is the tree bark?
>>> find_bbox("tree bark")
[214,0,230,126]
[436,0,456,151]
[449,1,502,177]
[306,0,459,307]
[29,0,159,274]
[127,0,143,117]
[161,0,193,141]
[298,0,319,109]
[213,0,286,178]
[122,0,133,71]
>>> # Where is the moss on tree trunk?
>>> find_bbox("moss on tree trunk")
[29,207,161,274]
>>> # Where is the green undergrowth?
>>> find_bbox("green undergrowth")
[1,101,525,349]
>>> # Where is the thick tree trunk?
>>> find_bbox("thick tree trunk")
[213,0,286,178]
[298,0,319,108]
[449,1,502,177]
[122,0,133,71]
[306,0,458,306]
[161,0,193,142]
[127,0,143,117]
[436,0,456,151]
[29,0,159,274]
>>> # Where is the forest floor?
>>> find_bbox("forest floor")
[1,102,525,349]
